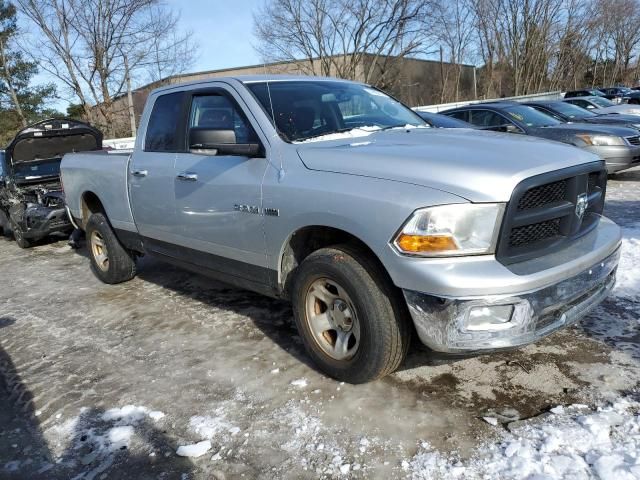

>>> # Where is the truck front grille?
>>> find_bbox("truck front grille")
[509,218,561,247]
[496,163,607,265]
[517,180,567,210]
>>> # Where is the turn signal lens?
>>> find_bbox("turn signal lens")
[396,234,458,253]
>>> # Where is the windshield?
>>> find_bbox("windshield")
[246,80,426,142]
[549,102,597,118]
[591,96,615,107]
[503,105,561,127]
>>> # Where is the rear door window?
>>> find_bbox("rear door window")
[144,92,185,152]
[468,110,507,127]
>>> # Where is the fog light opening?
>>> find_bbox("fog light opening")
[466,305,515,331]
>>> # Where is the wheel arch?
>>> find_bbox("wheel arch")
[278,225,392,298]
[79,191,106,229]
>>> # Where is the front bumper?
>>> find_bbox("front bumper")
[10,204,72,240]
[584,145,640,173]
[405,248,619,353]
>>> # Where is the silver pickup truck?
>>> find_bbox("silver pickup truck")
[61,76,622,383]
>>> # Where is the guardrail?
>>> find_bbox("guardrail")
[414,91,564,113]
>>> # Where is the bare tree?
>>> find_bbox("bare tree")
[17,0,197,136]
[254,0,432,92]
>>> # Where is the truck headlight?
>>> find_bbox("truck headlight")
[576,134,625,146]
[393,203,505,256]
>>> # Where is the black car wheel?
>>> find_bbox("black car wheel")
[10,220,31,248]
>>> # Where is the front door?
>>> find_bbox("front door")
[172,88,270,283]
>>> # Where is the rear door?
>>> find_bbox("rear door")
[171,85,271,283]
[129,91,186,246]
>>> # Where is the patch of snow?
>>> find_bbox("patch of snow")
[148,411,165,421]
[407,397,640,479]
[482,416,499,426]
[291,378,308,388]
[293,126,380,144]
[176,440,212,458]
[107,426,134,446]
[189,413,237,440]
[101,405,164,425]
[614,226,640,300]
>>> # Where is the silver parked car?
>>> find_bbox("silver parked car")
[61,76,621,383]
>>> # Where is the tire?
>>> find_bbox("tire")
[10,220,31,248]
[290,244,411,383]
[85,213,136,284]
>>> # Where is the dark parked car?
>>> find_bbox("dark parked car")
[598,86,640,104]
[564,89,608,99]
[0,119,102,247]
[524,100,640,131]
[442,102,640,173]
[416,110,474,128]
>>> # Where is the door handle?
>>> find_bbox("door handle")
[131,170,148,177]
[177,172,198,182]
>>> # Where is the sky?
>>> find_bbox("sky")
[27,0,265,111]
[166,0,263,72]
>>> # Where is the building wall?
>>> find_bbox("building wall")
[97,55,475,138]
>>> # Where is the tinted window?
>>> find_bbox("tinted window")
[145,92,185,152]
[590,96,615,107]
[502,105,560,127]
[445,110,469,122]
[189,94,258,144]
[468,110,507,127]
[246,81,425,142]
[548,102,596,118]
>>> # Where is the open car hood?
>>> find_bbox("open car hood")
[6,118,102,167]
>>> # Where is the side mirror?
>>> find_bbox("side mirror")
[188,127,263,157]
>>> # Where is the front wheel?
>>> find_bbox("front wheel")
[85,213,136,284]
[10,220,31,248]
[291,245,411,383]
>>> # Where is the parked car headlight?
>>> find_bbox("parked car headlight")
[393,203,505,256]
[576,134,626,146]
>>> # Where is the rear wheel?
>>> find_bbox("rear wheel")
[86,213,136,284]
[10,220,31,248]
[291,244,411,383]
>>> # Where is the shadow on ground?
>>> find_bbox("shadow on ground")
[0,316,194,480]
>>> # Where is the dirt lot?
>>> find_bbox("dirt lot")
[1,169,639,480]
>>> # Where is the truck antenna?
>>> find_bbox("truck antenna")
[263,62,285,181]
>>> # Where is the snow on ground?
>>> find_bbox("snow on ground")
[406,398,640,480]
[615,226,640,301]
[176,441,212,458]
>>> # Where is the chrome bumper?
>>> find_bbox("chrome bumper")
[404,247,620,353]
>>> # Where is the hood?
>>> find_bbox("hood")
[535,122,639,137]
[7,118,102,167]
[593,113,640,123]
[596,105,640,116]
[295,128,602,202]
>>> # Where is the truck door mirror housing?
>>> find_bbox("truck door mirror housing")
[188,127,263,157]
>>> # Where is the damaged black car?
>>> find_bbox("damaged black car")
[0,119,102,248]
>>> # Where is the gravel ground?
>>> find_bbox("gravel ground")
[0,168,639,480]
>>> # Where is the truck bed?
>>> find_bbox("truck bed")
[61,151,137,232]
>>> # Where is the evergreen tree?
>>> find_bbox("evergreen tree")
[0,0,58,144]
